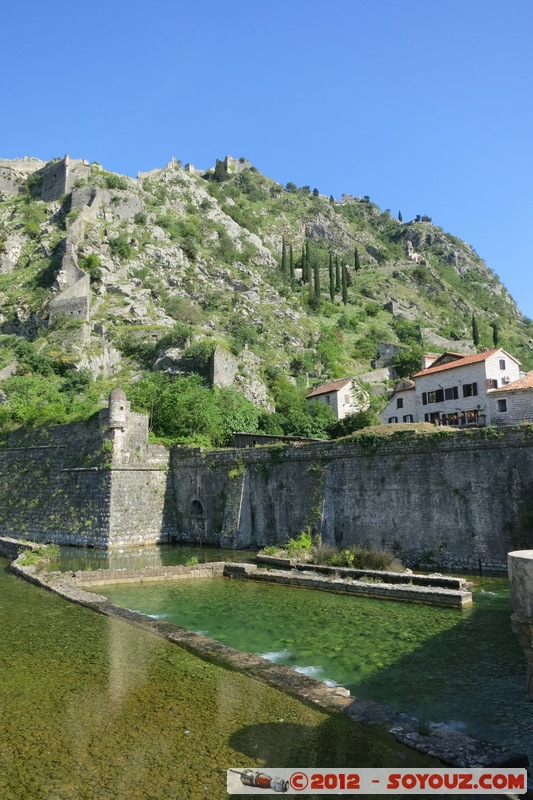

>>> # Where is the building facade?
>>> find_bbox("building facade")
[306,378,368,420]
[488,371,533,426]
[380,348,522,427]
[380,379,416,423]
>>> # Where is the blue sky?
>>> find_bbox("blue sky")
[3,0,533,316]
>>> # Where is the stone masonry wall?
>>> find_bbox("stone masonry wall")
[2,417,533,565]
[171,429,533,571]
[0,418,113,546]
[0,412,174,548]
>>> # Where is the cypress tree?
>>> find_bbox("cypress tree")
[281,237,287,276]
[335,255,341,292]
[342,264,348,306]
[472,314,480,346]
[354,248,360,273]
[328,252,335,302]
[289,243,295,288]
[301,244,307,284]
[305,238,311,282]
[398,210,403,223]
[345,266,353,287]
[491,322,499,347]
[314,256,320,300]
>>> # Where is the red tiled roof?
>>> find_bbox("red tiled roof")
[489,371,533,392]
[413,349,505,378]
[306,377,352,398]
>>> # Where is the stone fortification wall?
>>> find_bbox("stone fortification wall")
[0,158,45,197]
[108,465,176,547]
[37,156,91,202]
[0,419,112,546]
[0,408,174,549]
[508,550,533,697]
[2,411,533,566]
[171,429,533,571]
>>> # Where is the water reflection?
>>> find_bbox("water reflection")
[1,558,435,800]
[56,543,258,572]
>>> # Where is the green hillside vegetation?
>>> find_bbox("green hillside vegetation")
[0,155,532,447]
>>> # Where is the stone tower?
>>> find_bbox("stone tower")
[108,388,129,428]
[108,388,130,463]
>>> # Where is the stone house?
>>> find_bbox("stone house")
[306,377,368,421]
[488,370,533,426]
[380,378,416,423]
[380,348,522,427]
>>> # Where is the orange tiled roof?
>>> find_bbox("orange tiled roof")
[413,349,503,378]
[306,377,352,398]
[489,370,533,392]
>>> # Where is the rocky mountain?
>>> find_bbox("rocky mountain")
[0,153,532,439]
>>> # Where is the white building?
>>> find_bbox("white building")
[488,370,533,426]
[306,378,368,421]
[380,348,522,427]
[380,378,416,423]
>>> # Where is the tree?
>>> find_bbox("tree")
[491,322,499,347]
[285,182,297,193]
[301,244,307,284]
[335,255,341,292]
[328,252,335,302]
[213,159,228,183]
[341,265,348,306]
[398,210,403,223]
[354,248,360,273]
[345,266,353,287]
[289,243,295,288]
[313,256,320,301]
[312,187,319,197]
[281,237,287,277]
[393,346,423,379]
[472,314,480,347]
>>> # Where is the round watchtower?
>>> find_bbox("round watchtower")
[108,388,128,429]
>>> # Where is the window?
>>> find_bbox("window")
[388,416,398,423]
[427,389,444,404]
[497,399,507,413]
[403,414,414,422]
[463,382,478,398]
[444,386,459,401]
[396,398,404,409]
[486,379,498,390]
[499,359,506,370]
[325,396,330,404]
[344,395,350,404]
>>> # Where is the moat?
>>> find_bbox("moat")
[3,545,533,799]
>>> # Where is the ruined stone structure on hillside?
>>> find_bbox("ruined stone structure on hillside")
[0,391,532,569]
[0,155,91,202]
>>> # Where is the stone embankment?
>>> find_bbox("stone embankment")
[229,562,472,607]
[509,550,533,698]
[258,556,468,589]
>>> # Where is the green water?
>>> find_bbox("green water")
[56,544,257,572]
[100,575,533,762]
[0,558,437,800]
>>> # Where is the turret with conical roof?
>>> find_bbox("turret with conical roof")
[108,388,130,430]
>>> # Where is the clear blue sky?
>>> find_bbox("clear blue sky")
[3,1,533,316]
